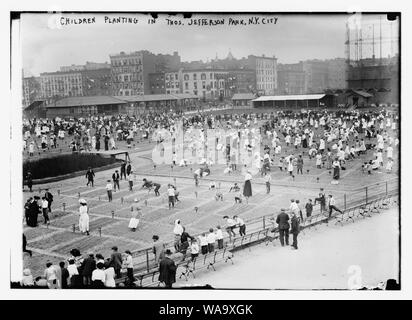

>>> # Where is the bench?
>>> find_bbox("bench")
[177,247,234,282]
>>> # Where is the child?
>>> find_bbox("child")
[229,183,240,192]
[190,239,199,261]
[234,190,242,204]
[215,190,223,201]
[223,216,236,238]
[386,159,394,173]
[278,156,284,171]
[315,153,322,169]
[199,233,208,255]
[305,199,313,217]
[209,180,216,190]
[207,228,216,253]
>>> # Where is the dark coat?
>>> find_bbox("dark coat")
[44,191,53,204]
[158,257,177,286]
[81,257,96,276]
[276,212,290,230]
[291,216,300,235]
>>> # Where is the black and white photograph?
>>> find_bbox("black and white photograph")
[6,3,407,298]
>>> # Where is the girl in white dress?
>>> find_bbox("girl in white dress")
[128,199,141,231]
[78,199,90,236]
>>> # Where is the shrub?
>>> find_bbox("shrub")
[23,153,118,180]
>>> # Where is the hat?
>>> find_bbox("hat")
[111,246,118,251]
[125,250,131,255]
[134,198,139,202]
[79,198,87,204]
[152,235,159,240]
[23,268,32,276]
[281,208,286,212]
[165,249,172,255]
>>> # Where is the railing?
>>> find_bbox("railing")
[116,191,398,287]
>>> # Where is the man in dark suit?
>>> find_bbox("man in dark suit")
[112,170,120,191]
[158,249,177,288]
[109,246,123,278]
[120,161,127,180]
[85,167,95,187]
[290,213,300,250]
[276,208,290,246]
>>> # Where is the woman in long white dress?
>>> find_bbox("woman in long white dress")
[79,199,90,236]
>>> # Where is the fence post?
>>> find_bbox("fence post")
[386,181,388,195]
[263,216,266,229]
[365,186,368,204]
[344,194,346,210]
[146,249,150,273]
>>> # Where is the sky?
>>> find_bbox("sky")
[18,13,398,77]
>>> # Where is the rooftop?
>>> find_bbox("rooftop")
[47,96,127,108]
[253,94,326,102]
[117,93,198,102]
[232,93,256,100]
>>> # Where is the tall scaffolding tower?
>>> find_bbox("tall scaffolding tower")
[345,14,399,67]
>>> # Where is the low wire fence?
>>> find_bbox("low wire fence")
[126,177,399,275]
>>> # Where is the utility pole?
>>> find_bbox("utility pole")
[379,15,383,64]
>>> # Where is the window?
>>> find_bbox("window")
[175,74,178,80]
[194,82,197,89]
[185,82,188,90]
[210,73,213,79]
[202,81,206,89]
[184,74,189,81]
[201,73,206,80]
[193,74,197,80]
